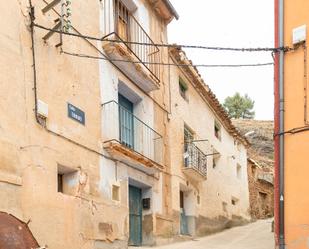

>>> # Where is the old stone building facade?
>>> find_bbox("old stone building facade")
[0,0,250,248]
[167,48,250,238]
[247,159,274,220]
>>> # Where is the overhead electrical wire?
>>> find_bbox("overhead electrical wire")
[62,51,274,68]
[33,23,289,53]
[101,37,284,53]
[274,126,309,137]
[29,13,277,163]
[33,23,275,68]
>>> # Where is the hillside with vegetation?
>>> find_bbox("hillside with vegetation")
[233,119,274,168]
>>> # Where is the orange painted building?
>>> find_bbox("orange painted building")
[275,0,309,248]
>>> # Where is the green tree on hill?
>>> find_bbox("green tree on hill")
[223,92,255,119]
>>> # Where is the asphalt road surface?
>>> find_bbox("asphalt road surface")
[133,219,274,249]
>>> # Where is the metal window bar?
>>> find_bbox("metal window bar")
[184,143,208,176]
[102,101,163,165]
[102,0,161,83]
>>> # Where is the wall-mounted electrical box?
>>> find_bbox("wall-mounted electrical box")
[293,25,307,45]
[142,198,151,210]
[37,100,49,118]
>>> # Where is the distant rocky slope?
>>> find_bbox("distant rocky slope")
[233,119,274,168]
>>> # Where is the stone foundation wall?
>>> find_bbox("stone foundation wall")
[247,160,274,219]
[155,211,250,243]
[195,215,250,237]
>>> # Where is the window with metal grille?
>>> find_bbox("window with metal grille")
[114,0,130,41]
[184,126,194,167]
[184,126,194,143]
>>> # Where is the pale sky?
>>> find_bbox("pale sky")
[168,0,274,120]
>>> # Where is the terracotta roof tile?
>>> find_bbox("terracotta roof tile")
[169,46,250,147]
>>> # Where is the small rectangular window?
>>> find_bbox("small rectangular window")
[237,164,242,179]
[179,77,188,101]
[213,149,221,169]
[57,174,63,193]
[231,197,239,206]
[112,185,120,201]
[259,192,267,200]
[57,165,78,196]
[214,121,222,141]
[213,157,219,168]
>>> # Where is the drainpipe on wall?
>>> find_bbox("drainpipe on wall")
[275,0,285,248]
[278,0,285,246]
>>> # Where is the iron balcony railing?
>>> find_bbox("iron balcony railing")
[102,101,163,166]
[101,0,160,83]
[184,143,207,176]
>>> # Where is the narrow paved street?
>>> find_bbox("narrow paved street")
[135,219,274,249]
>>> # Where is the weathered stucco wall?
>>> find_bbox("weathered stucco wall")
[98,0,171,246]
[0,0,129,248]
[281,1,309,248]
[167,58,250,237]
[0,0,249,247]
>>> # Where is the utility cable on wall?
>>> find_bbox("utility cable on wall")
[274,126,309,137]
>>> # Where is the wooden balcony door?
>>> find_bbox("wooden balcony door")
[184,126,194,167]
[114,0,130,41]
[119,94,134,149]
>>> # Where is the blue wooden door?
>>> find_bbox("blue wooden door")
[180,210,189,235]
[118,94,134,149]
[180,191,189,235]
[129,185,142,246]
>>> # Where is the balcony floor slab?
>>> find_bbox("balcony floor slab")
[103,141,164,174]
[182,167,207,182]
[102,41,160,93]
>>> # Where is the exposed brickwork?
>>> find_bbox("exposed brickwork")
[247,159,274,219]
